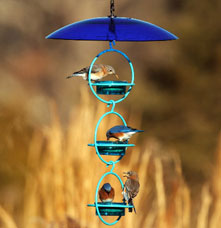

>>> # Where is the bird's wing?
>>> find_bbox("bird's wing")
[127,126,144,133]
[73,66,89,74]
[91,64,103,73]
[125,179,140,199]
[109,188,115,199]
[108,125,132,133]
[73,64,102,74]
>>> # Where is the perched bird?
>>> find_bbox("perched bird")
[106,125,144,142]
[123,171,140,213]
[66,64,118,81]
[99,183,115,203]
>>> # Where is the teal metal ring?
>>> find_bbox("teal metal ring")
[95,171,124,225]
[94,111,127,165]
[88,48,135,105]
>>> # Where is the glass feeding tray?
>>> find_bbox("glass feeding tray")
[91,81,135,95]
[88,141,135,156]
[87,202,134,216]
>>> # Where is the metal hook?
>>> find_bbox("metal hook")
[107,100,115,112]
[109,40,116,49]
[106,161,115,172]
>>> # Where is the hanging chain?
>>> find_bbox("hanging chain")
[110,0,115,17]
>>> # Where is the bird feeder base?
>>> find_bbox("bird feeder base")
[90,81,134,95]
[87,202,134,216]
[88,141,135,156]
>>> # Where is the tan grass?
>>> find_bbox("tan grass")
[209,132,221,228]
[155,157,167,228]
[0,205,18,228]
[197,185,212,228]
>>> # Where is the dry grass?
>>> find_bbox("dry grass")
[0,87,221,228]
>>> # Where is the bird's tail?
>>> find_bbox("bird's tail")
[130,128,144,133]
[136,130,144,133]
[128,198,136,214]
[66,72,85,79]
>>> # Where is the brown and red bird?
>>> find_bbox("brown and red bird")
[67,64,118,81]
[123,171,140,213]
[99,183,115,203]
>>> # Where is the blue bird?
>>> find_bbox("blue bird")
[99,183,115,203]
[106,125,144,142]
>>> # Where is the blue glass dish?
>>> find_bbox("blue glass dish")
[88,140,135,156]
[90,81,135,95]
[87,202,133,216]
[46,17,178,41]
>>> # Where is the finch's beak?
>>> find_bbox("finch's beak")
[123,172,129,177]
[115,74,119,79]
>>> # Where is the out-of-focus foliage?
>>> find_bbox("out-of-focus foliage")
[0,0,220,227]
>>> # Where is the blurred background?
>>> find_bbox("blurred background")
[0,0,220,227]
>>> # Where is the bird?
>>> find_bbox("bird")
[123,171,140,213]
[99,183,115,203]
[66,64,119,81]
[106,125,144,142]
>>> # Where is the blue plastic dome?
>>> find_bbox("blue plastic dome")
[46,17,178,42]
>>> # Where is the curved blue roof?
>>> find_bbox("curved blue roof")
[46,17,178,42]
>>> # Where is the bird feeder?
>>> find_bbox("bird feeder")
[88,109,134,158]
[88,141,134,156]
[46,0,178,225]
[94,81,133,95]
[46,14,177,96]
